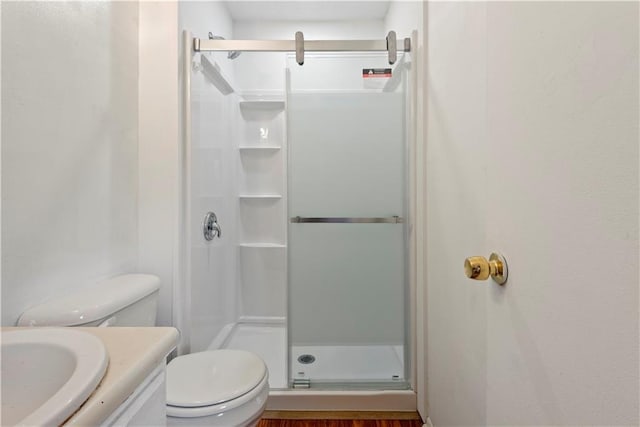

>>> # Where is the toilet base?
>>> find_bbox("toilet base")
[166,402,265,427]
[166,382,268,427]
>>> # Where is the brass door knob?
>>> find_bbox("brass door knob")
[464,253,508,285]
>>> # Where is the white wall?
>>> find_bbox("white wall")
[1,1,139,325]
[138,2,179,327]
[179,1,234,85]
[0,0,3,314]
[384,0,422,41]
[425,3,488,423]
[425,2,639,425]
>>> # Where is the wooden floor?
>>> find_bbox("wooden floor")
[258,421,423,427]
[258,411,423,427]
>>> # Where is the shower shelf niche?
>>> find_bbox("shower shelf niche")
[235,90,287,335]
[239,92,284,149]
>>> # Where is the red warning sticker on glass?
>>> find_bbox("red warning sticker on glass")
[362,68,392,78]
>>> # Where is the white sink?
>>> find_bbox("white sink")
[1,328,109,426]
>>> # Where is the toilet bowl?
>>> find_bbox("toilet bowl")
[166,350,269,427]
[17,274,270,427]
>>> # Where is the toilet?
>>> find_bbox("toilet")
[17,274,269,427]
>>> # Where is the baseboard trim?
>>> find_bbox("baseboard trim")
[263,411,421,420]
[267,390,416,412]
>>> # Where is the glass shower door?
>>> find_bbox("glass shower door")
[287,53,410,389]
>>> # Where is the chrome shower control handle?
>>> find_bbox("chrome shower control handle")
[203,212,222,241]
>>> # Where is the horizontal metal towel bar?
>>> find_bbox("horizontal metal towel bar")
[290,216,404,224]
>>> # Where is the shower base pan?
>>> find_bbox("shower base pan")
[209,322,415,411]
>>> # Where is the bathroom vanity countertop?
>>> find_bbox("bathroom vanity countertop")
[63,327,178,426]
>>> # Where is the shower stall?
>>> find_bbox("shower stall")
[179,16,417,409]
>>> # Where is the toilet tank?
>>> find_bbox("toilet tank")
[17,274,160,327]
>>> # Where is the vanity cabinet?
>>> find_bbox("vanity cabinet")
[100,364,167,426]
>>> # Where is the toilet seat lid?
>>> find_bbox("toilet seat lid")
[166,349,267,408]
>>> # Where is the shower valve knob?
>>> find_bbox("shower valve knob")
[203,212,222,241]
[464,253,508,285]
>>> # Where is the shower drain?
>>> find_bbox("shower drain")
[297,354,316,364]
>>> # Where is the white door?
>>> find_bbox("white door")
[424,2,638,425]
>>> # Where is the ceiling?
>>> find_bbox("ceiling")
[223,1,391,22]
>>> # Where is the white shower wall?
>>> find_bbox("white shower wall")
[179,1,239,352]
[179,2,292,350]
[189,68,240,352]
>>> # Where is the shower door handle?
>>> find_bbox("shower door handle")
[290,216,404,224]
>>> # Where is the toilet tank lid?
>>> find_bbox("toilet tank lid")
[16,274,160,326]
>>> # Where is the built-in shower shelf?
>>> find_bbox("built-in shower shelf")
[239,243,286,248]
[239,100,285,111]
[238,145,281,151]
[239,194,282,199]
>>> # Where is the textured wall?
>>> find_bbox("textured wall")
[2,1,139,325]
[425,2,639,425]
